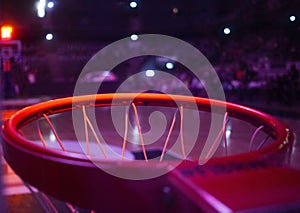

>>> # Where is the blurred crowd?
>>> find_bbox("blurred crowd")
[1,32,299,105]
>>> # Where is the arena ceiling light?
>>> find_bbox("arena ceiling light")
[46,33,53,41]
[36,0,46,18]
[47,1,54,9]
[129,1,138,9]
[130,34,138,41]
[166,62,174,70]
[223,27,231,35]
[290,15,296,22]
[145,70,155,77]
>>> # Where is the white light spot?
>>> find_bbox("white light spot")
[224,27,231,35]
[290,15,296,22]
[47,2,54,8]
[103,71,110,76]
[172,8,179,14]
[37,9,45,18]
[36,0,46,18]
[130,1,138,8]
[49,131,56,142]
[166,62,174,69]
[46,33,53,40]
[226,129,231,139]
[145,70,155,77]
[130,34,138,41]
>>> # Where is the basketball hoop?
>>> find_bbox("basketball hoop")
[1,93,293,211]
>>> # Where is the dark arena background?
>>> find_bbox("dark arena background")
[1,0,300,212]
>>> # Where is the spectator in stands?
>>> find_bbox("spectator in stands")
[287,64,299,104]
[1,55,17,99]
[288,64,299,88]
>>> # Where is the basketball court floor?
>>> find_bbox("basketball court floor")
[1,96,300,212]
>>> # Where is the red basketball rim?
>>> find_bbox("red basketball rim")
[2,93,293,166]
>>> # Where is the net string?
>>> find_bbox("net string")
[42,114,65,151]
[82,105,90,156]
[160,108,179,162]
[82,105,108,159]
[203,112,228,160]
[179,105,186,160]
[257,135,270,150]
[36,103,236,162]
[121,106,129,160]
[36,120,47,148]
[249,125,265,151]
[124,104,186,162]
[131,103,148,162]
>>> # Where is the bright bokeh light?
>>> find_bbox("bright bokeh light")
[49,131,56,142]
[290,15,296,22]
[166,62,174,69]
[36,0,46,18]
[46,33,53,40]
[145,70,155,77]
[1,26,13,40]
[47,1,54,8]
[130,34,138,41]
[130,1,138,8]
[224,27,231,35]
[37,8,45,18]
[172,8,179,14]
[226,129,231,139]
